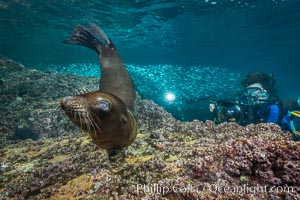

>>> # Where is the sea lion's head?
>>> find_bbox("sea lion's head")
[61,91,134,149]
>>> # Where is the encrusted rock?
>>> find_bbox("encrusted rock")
[0,57,299,199]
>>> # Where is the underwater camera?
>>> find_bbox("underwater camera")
[213,100,243,124]
[211,86,272,124]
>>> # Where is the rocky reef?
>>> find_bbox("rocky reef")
[0,56,299,199]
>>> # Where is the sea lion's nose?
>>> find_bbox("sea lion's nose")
[61,96,74,109]
[62,96,73,104]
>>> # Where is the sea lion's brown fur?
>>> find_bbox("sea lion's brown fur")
[61,23,137,150]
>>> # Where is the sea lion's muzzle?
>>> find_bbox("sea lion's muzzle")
[61,96,87,111]
[61,96,90,123]
[61,95,103,135]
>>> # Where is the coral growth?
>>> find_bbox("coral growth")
[223,132,300,186]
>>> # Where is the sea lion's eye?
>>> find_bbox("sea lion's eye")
[99,100,110,111]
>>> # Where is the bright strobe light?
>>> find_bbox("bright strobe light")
[165,92,176,102]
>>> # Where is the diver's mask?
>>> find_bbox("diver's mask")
[242,85,269,104]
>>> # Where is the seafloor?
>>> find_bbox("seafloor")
[0,56,299,200]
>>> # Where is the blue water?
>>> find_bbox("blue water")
[1,0,299,121]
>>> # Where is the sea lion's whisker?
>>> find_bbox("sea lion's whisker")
[84,113,95,133]
[86,114,95,135]
[65,109,70,116]
[87,115,100,137]
[78,111,84,130]
[87,113,101,136]
[84,113,92,134]
[68,109,72,116]
[89,112,102,132]
[73,110,77,119]
[71,109,76,120]
[90,112,102,126]
[93,115,102,132]
[80,111,89,133]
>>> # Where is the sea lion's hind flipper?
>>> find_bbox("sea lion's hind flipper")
[63,24,103,54]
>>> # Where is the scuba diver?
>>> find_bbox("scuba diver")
[209,72,300,140]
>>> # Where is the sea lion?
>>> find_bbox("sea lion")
[61,23,137,151]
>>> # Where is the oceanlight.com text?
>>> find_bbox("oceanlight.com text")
[136,184,295,195]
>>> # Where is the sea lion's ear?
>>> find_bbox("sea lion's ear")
[121,115,127,124]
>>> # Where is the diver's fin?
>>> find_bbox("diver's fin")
[63,23,115,54]
[291,111,300,117]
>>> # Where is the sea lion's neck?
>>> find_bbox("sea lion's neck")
[99,54,136,111]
